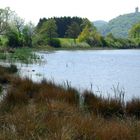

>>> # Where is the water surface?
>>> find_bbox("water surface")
[18,50,140,100]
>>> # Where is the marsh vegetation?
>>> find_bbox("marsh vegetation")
[0,65,140,139]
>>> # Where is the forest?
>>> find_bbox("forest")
[96,12,140,38]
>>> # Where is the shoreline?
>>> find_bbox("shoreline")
[33,45,140,52]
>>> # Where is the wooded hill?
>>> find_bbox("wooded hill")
[95,11,140,38]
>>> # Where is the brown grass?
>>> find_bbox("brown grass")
[126,98,140,119]
[1,65,140,139]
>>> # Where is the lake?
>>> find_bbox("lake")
[17,50,140,100]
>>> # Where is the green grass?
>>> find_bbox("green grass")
[58,38,90,48]
[58,38,75,44]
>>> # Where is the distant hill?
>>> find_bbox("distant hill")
[93,20,108,28]
[95,11,140,38]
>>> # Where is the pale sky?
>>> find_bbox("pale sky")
[0,0,140,25]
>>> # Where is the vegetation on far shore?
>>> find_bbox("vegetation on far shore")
[0,7,140,51]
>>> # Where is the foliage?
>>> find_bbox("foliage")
[22,22,35,47]
[77,25,90,42]
[38,19,57,41]
[129,22,140,47]
[6,27,23,48]
[32,33,48,47]
[129,22,140,38]
[78,23,104,47]
[105,33,135,48]
[47,38,61,48]
[65,22,81,39]
[0,7,12,35]
[37,17,87,38]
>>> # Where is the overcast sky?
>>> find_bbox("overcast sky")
[0,0,140,25]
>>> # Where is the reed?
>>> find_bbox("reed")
[1,65,140,139]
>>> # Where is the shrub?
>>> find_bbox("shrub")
[6,29,23,48]
[48,38,61,48]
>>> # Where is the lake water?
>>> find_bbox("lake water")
[17,50,140,100]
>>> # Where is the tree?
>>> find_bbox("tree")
[129,22,140,38]
[22,22,35,47]
[0,7,12,35]
[12,14,24,37]
[5,15,25,47]
[65,22,81,41]
[6,27,22,48]
[37,17,87,38]
[129,22,140,47]
[77,25,90,42]
[78,22,103,47]
[40,19,57,41]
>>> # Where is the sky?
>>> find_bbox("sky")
[0,0,140,25]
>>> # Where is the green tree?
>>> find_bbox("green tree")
[6,27,22,47]
[12,14,25,37]
[22,22,35,47]
[40,19,57,41]
[65,22,81,41]
[78,22,103,47]
[129,22,140,38]
[5,11,26,47]
[0,7,12,35]
[77,25,90,42]
[129,22,140,47]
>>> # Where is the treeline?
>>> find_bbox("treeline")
[37,17,85,38]
[35,16,140,49]
[0,7,140,49]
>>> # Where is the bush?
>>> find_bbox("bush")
[32,34,48,46]
[6,29,23,48]
[48,38,61,48]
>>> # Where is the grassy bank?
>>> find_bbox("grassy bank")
[0,47,41,64]
[0,65,140,139]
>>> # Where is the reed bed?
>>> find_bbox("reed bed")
[0,65,140,139]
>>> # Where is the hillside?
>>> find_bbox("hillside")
[93,20,108,28]
[95,11,140,38]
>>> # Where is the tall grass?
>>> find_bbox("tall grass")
[83,90,124,118]
[0,47,41,64]
[1,65,140,139]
